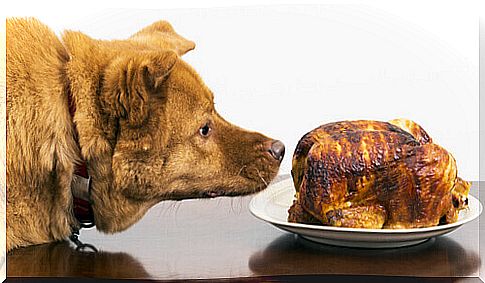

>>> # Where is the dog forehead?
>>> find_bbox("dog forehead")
[168,59,215,103]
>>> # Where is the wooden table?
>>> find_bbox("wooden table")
[7,176,484,282]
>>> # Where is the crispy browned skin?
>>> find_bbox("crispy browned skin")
[289,119,470,229]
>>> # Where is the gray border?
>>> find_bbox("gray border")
[0,19,6,282]
[1,9,483,282]
[479,17,484,282]
[480,19,484,182]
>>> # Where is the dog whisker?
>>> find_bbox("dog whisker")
[174,201,182,216]
[237,165,247,177]
[235,197,243,215]
[256,169,268,187]
[166,201,181,218]
[161,201,174,217]
[156,205,165,219]
[228,197,243,215]
[230,198,235,214]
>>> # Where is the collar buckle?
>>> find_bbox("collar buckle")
[72,175,95,228]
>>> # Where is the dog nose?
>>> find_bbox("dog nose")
[269,140,285,161]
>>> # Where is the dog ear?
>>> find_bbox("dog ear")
[140,51,178,92]
[115,51,178,127]
[130,20,195,56]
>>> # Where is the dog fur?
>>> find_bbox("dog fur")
[6,18,282,251]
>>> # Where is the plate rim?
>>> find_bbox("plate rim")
[249,178,482,235]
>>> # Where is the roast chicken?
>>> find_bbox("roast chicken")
[288,119,470,229]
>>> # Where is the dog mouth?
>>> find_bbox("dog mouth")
[168,171,276,201]
[171,151,283,201]
[202,190,226,198]
[200,189,251,198]
[199,184,264,199]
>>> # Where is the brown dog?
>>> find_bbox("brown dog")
[6,18,284,251]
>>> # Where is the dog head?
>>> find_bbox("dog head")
[103,51,284,199]
[80,21,284,231]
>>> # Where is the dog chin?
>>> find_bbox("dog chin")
[187,180,271,200]
[166,169,280,201]
[216,174,278,197]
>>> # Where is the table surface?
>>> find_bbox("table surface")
[7,176,484,282]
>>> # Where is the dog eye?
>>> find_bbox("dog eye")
[199,123,212,137]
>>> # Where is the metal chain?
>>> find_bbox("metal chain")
[69,228,98,253]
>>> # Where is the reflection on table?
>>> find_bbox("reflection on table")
[7,177,483,281]
[249,234,479,277]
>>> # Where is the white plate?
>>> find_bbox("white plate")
[249,178,482,248]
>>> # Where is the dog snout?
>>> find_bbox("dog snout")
[267,140,285,161]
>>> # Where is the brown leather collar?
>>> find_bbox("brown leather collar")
[67,90,95,228]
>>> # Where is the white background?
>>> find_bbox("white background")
[5,1,480,181]
[1,2,482,280]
